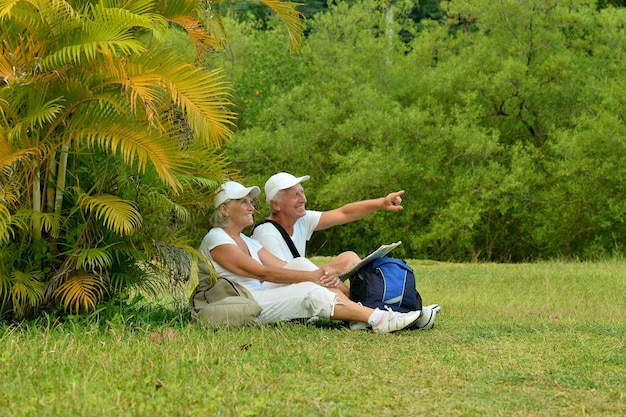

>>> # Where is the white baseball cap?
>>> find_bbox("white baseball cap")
[214,181,260,207]
[264,172,310,204]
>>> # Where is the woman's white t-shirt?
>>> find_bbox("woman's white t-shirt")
[199,227,264,292]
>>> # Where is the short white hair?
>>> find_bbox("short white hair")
[211,199,232,227]
[268,189,284,214]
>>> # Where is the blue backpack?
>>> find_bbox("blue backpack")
[349,257,422,313]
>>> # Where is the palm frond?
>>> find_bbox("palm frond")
[103,53,235,147]
[168,15,223,56]
[0,0,27,18]
[76,191,142,236]
[0,246,14,306]
[0,32,51,91]
[53,272,107,314]
[259,0,305,53]
[75,121,189,191]
[110,269,164,296]
[10,269,44,318]
[5,96,65,142]
[0,203,10,244]
[176,143,231,183]
[0,45,14,80]
[111,0,159,16]
[0,208,53,245]
[110,62,165,116]
[39,3,162,69]
[143,191,190,223]
[5,208,31,234]
[178,242,216,285]
[1,0,81,46]
[75,247,113,271]
[88,1,169,35]
[152,0,197,18]
[26,96,66,129]
[175,173,223,194]
[151,59,236,146]
[148,239,191,285]
[31,211,60,238]
[0,142,42,173]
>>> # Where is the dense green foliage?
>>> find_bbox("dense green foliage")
[0,0,305,321]
[218,0,626,262]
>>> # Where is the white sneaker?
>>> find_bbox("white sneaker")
[371,307,422,334]
[349,302,370,330]
[349,321,369,330]
[415,304,441,330]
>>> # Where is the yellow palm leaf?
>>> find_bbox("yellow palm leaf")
[0,142,43,173]
[77,122,188,191]
[54,272,107,314]
[168,15,223,55]
[259,0,306,52]
[161,65,236,147]
[0,204,10,244]
[119,55,236,147]
[31,211,60,238]
[75,248,113,271]
[76,192,142,236]
[10,270,44,318]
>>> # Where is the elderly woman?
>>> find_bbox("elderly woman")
[199,181,425,333]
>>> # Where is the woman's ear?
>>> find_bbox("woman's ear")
[219,204,229,217]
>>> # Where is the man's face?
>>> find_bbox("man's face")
[278,184,307,220]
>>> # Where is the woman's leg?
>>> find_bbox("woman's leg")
[252,281,373,323]
[252,282,420,333]
[251,282,338,324]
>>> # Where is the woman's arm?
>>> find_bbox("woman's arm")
[210,244,324,285]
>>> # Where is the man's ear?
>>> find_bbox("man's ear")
[269,199,280,212]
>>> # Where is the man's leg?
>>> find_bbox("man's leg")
[329,251,361,276]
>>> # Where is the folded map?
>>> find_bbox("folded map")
[339,241,402,280]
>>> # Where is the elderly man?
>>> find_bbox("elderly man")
[251,172,405,278]
[252,172,441,330]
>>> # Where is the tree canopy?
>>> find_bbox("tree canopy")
[218,0,626,262]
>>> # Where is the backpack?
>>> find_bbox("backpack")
[349,257,422,313]
[190,278,262,326]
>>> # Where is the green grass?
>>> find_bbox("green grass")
[1,260,624,416]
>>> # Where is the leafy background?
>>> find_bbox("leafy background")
[217,0,626,262]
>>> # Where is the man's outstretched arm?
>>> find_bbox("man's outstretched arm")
[315,190,404,231]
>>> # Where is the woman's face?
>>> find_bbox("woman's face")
[226,195,256,228]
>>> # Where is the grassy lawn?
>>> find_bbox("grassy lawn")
[1,260,624,416]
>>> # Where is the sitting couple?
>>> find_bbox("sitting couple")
[199,173,440,333]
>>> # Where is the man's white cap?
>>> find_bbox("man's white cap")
[214,181,260,207]
[264,172,310,204]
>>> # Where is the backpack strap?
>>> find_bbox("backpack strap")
[255,219,301,259]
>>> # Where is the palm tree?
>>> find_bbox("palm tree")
[0,0,305,319]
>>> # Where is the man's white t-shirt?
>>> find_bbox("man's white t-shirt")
[252,211,322,261]
[199,227,264,292]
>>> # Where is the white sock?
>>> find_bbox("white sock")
[367,308,387,326]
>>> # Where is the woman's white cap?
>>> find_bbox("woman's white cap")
[264,172,310,204]
[214,181,260,207]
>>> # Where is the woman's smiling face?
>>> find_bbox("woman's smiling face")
[226,195,256,227]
